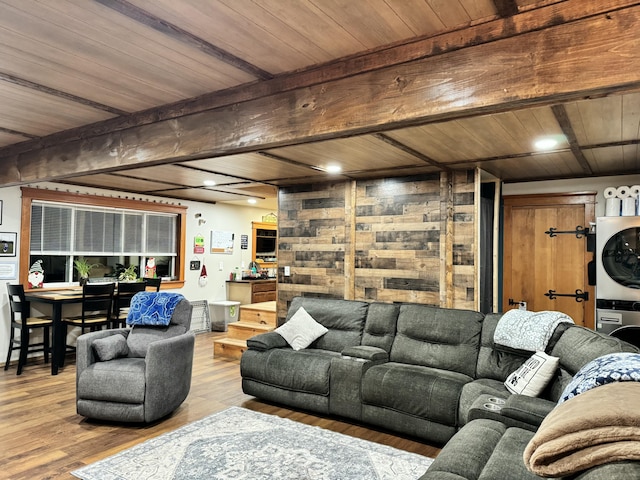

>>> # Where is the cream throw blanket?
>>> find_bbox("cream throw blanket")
[494,309,574,351]
[523,382,640,477]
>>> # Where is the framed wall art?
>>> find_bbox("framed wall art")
[0,231,17,256]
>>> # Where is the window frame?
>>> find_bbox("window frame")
[20,187,187,290]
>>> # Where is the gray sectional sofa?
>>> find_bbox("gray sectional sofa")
[240,296,640,478]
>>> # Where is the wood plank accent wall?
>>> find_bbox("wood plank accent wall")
[277,170,477,322]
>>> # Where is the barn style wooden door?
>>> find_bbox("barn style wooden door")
[502,193,596,328]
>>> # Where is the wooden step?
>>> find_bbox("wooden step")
[239,300,277,326]
[227,321,274,341]
[213,338,247,360]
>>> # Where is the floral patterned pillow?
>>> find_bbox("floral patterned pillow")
[558,352,640,404]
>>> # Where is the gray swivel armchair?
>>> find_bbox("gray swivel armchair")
[76,292,194,423]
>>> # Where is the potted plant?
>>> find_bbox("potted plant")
[74,257,99,285]
[118,264,138,282]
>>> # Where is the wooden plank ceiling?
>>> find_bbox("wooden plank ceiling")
[1,0,640,208]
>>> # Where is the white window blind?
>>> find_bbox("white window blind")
[31,202,177,257]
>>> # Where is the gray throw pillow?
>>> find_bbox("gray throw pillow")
[92,334,129,361]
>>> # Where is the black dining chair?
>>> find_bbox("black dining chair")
[4,283,53,375]
[112,281,146,328]
[144,277,162,292]
[62,283,115,346]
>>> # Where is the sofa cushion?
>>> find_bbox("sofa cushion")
[558,352,640,404]
[361,302,399,353]
[284,297,368,352]
[92,333,129,361]
[505,352,559,396]
[241,348,340,395]
[390,304,483,377]
[362,362,471,426]
[274,306,328,350]
[548,326,640,402]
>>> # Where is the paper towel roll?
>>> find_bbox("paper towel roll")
[616,186,631,198]
[605,197,621,216]
[604,187,617,198]
[622,197,636,216]
[630,185,640,196]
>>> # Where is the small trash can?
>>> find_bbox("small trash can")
[209,300,241,331]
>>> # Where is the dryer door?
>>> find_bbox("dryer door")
[601,226,640,289]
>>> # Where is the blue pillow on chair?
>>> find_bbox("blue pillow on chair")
[126,292,186,326]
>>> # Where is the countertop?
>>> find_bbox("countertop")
[226,278,276,283]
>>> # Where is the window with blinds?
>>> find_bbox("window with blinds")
[29,201,178,284]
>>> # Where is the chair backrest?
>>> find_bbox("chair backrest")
[6,283,29,320]
[144,277,162,291]
[82,283,115,321]
[114,281,147,311]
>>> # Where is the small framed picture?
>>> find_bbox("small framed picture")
[0,232,17,257]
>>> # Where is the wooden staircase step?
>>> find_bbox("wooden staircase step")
[227,321,274,341]
[239,301,277,326]
[213,301,278,359]
[213,338,247,360]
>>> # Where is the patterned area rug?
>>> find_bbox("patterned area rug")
[72,407,433,480]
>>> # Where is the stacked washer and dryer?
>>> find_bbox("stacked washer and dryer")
[595,185,640,334]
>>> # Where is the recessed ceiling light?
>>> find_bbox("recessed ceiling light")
[326,165,342,174]
[247,198,257,204]
[203,180,216,186]
[533,137,559,151]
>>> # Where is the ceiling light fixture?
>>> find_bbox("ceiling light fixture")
[203,179,216,186]
[326,165,342,174]
[533,137,559,151]
[248,198,257,204]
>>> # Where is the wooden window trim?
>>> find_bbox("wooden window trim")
[20,187,187,290]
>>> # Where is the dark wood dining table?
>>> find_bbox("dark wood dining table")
[24,288,84,375]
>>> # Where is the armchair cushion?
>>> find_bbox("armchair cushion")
[126,324,187,358]
[92,333,129,361]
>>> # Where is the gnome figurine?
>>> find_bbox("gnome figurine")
[28,259,44,288]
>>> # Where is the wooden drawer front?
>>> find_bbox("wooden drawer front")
[253,291,276,303]
[240,309,277,326]
[252,282,276,293]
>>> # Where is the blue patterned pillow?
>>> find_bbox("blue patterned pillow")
[126,292,186,326]
[558,352,640,404]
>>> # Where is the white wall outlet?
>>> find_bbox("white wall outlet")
[284,266,291,277]
[218,261,224,271]
[518,301,527,311]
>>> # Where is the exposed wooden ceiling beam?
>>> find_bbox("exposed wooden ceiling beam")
[372,133,448,170]
[492,0,519,18]
[0,0,630,160]
[0,71,128,116]
[551,104,593,175]
[0,126,38,139]
[95,0,273,80]
[2,1,640,185]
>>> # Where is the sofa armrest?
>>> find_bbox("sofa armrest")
[466,393,554,432]
[246,331,289,351]
[501,394,555,427]
[341,345,389,362]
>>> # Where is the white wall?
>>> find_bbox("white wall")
[0,182,274,365]
[502,174,640,218]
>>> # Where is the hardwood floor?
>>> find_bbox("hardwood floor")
[0,332,440,479]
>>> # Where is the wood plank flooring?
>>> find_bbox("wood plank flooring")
[0,332,440,479]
